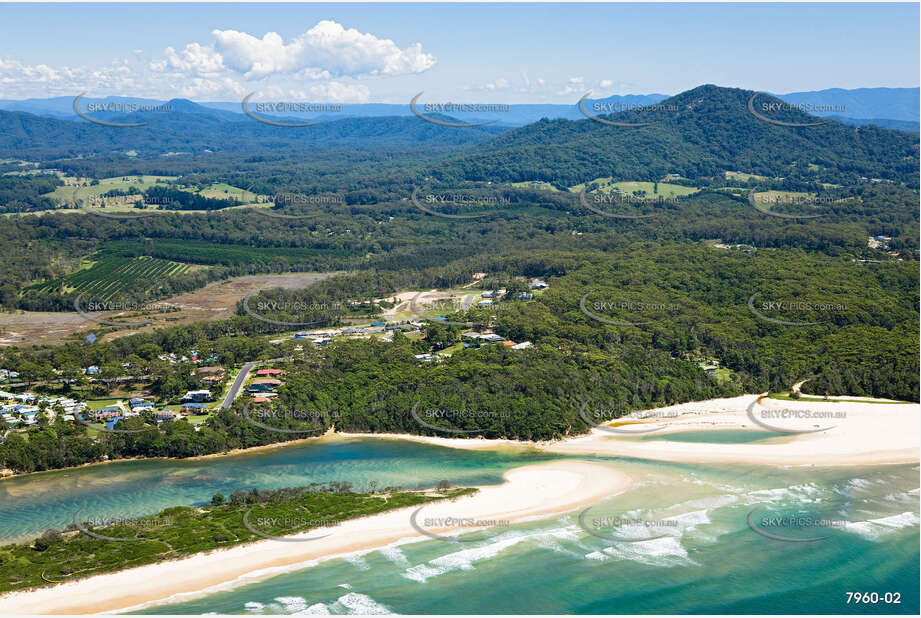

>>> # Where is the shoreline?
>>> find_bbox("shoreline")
[0,460,632,614]
[0,434,328,481]
[3,392,918,480]
[544,393,921,466]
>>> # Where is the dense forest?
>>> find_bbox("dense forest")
[0,84,917,474]
[430,86,920,187]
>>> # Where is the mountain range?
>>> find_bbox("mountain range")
[0,87,917,129]
[0,85,916,189]
[430,85,919,186]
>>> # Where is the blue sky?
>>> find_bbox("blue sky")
[0,2,917,102]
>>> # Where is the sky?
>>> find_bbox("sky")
[0,2,918,103]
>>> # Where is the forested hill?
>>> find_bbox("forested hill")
[0,103,506,158]
[429,84,920,187]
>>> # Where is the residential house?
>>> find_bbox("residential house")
[247,379,282,393]
[197,366,225,376]
[255,369,283,377]
[180,390,213,403]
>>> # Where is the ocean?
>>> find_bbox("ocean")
[1,436,917,614]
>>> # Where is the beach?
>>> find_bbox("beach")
[2,392,918,614]
[0,460,632,614]
[344,394,920,466]
[545,394,920,466]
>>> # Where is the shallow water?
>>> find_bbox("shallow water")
[0,437,552,543]
[2,437,917,614]
[130,460,919,615]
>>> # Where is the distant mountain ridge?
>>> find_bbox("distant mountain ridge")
[427,84,919,187]
[0,85,916,185]
[0,105,504,158]
[1,86,916,128]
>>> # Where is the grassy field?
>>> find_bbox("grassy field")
[43,175,178,204]
[724,171,772,182]
[41,176,267,213]
[568,178,700,198]
[0,486,476,594]
[510,180,560,192]
[24,255,191,302]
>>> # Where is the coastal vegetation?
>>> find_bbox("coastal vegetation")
[0,483,475,594]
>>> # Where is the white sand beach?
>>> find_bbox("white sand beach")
[343,394,920,466]
[545,394,920,466]
[3,392,917,613]
[0,461,631,615]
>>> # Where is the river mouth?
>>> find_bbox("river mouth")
[0,437,557,545]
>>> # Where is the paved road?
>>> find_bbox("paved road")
[220,357,287,410]
[220,361,256,410]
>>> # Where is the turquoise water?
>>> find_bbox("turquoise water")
[0,437,553,543]
[1,438,918,614]
[131,461,920,615]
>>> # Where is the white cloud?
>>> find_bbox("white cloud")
[557,76,587,96]
[151,43,225,76]
[209,20,435,79]
[484,77,510,91]
[599,79,613,88]
[0,20,428,100]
